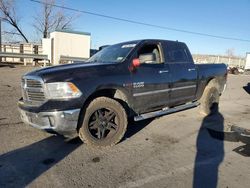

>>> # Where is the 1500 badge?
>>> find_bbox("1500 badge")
[123,82,145,88]
[133,82,144,88]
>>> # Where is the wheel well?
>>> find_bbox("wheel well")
[206,77,220,88]
[84,89,130,107]
[205,77,225,96]
[86,89,116,103]
[206,77,215,86]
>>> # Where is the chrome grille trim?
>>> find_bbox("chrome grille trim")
[21,75,46,106]
[26,79,43,88]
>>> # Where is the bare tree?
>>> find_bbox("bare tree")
[0,0,29,42]
[33,0,73,39]
[225,48,235,58]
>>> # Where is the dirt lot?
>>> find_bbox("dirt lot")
[0,66,250,188]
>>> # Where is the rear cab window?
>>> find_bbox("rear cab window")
[163,41,193,63]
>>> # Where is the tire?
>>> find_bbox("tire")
[78,97,127,147]
[199,81,220,116]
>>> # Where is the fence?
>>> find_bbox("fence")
[0,44,247,68]
[0,43,45,66]
[192,54,246,68]
[0,42,87,66]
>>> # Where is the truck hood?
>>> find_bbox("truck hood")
[28,62,110,75]
[25,61,116,82]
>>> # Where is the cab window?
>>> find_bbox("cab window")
[164,42,190,63]
[168,49,189,62]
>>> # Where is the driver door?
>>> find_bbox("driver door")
[131,42,171,113]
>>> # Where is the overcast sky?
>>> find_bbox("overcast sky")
[2,0,250,56]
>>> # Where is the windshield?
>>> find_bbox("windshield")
[87,42,138,63]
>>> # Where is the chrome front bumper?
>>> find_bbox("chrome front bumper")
[19,107,80,137]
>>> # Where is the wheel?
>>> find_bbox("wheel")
[199,81,220,116]
[78,97,128,147]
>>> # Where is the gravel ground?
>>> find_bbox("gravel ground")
[0,65,250,188]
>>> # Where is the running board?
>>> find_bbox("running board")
[134,102,200,121]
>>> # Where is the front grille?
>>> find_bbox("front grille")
[27,90,46,101]
[26,79,43,88]
[22,77,46,105]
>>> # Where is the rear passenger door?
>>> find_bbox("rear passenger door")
[163,42,198,106]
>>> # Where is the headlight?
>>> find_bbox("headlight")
[45,82,82,99]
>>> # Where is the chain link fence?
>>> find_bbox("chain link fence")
[192,54,246,68]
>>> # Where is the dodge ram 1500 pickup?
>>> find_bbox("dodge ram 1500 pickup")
[18,39,227,147]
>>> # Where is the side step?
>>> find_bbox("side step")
[134,102,200,121]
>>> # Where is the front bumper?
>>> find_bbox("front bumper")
[19,106,80,137]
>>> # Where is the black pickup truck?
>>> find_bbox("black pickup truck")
[18,39,227,147]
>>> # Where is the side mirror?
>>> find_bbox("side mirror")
[139,53,156,64]
[129,58,140,72]
[132,58,140,67]
[130,53,156,72]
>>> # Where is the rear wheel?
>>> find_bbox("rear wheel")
[199,81,220,116]
[79,97,127,147]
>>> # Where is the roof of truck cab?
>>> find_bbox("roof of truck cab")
[116,39,186,45]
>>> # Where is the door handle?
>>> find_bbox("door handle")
[188,68,196,71]
[159,70,169,74]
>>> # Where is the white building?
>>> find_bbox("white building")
[245,53,250,71]
[42,30,91,65]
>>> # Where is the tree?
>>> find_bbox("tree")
[225,48,235,58]
[0,0,29,42]
[33,0,73,38]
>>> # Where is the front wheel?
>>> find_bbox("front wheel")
[79,97,127,147]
